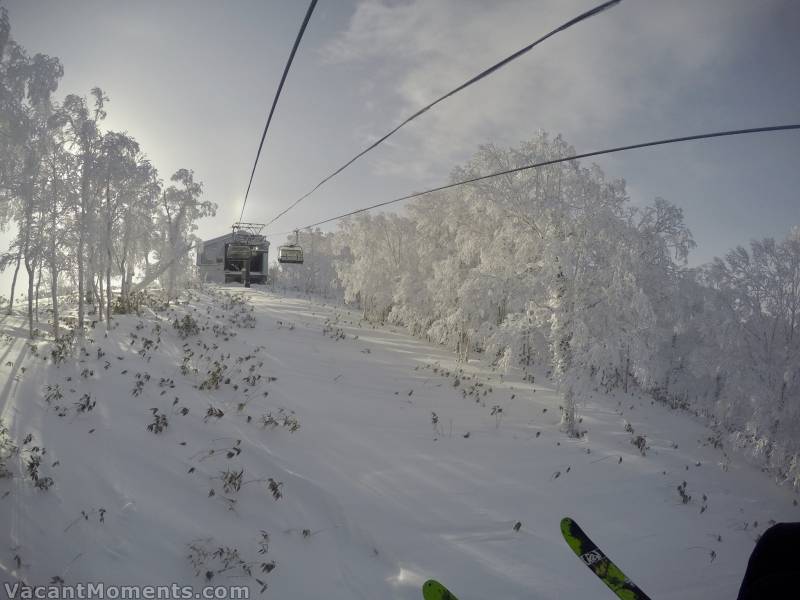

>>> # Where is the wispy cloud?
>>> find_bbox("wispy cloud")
[324,0,782,180]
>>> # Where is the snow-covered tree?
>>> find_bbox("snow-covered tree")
[1,9,214,335]
[321,134,712,441]
[273,228,341,297]
[698,228,800,485]
[158,169,215,301]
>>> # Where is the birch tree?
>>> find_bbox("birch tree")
[158,169,215,301]
[59,87,107,335]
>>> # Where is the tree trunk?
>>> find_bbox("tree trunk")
[77,229,84,332]
[77,149,91,338]
[131,241,193,295]
[22,166,36,337]
[50,171,60,337]
[51,261,59,337]
[25,260,34,338]
[98,274,104,322]
[167,236,177,301]
[561,385,579,437]
[106,180,113,327]
[35,260,43,326]
[106,266,112,323]
[125,265,134,303]
[118,261,127,310]
[118,248,128,309]
[7,250,22,315]
[623,346,630,394]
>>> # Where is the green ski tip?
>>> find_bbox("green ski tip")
[560,517,652,600]
[422,579,459,600]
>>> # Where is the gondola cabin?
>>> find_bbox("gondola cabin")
[197,231,269,284]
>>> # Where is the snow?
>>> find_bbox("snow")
[0,287,797,599]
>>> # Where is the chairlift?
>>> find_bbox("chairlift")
[278,230,304,264]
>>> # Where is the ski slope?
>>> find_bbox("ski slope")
[0,287,797,599]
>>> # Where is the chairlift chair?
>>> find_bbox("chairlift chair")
[278,230,304,264]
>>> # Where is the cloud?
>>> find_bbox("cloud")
[324,0,783,180]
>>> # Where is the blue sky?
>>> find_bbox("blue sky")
[2,0,799,296]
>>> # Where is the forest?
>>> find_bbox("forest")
[274,136,800,490]
[0,6,215,340]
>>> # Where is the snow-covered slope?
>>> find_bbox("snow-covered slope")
[0,287,797,599]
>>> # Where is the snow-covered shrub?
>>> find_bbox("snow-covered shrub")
[173,314,200,338]
[186,536,275,590]
[147,409,168,434]
[0,419,14,479]
[259,408,300,433]
[49,330,75,364]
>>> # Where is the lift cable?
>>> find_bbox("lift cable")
[239,0,318,223]
[264,0,623,229]
[271,123,800,236]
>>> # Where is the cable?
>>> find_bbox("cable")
[273,123,800,235]
[239,0,318,223]
[265,0,623,229]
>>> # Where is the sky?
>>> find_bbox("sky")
[1,0,799,296]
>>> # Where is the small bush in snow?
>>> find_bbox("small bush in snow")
[64,507,107,531]
[0,420,15,479]
[431,411,441,437]
[173,314,200,339]
[220,468,244,494]
[259,408,300,433]
[631,435,648,456]
[677,481,691,504]
[23,445,54,491]
[43,384,63,404]
[131,372,151,396]
[50,331,75,364]
[204,404,224,422]
[147,409,169,434]
[490,405,504,428]
[199,363,226,390]
[74,394,96,414]
[267,478,283,500]
[186,537,275,592]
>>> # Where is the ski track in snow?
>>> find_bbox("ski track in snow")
[0,287,797,599]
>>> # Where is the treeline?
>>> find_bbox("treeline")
[274,133,800,490]
[0,7,216,338]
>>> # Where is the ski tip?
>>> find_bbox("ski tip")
[560,517,574,532]
[422,579,457,600]
[422,579,442,595]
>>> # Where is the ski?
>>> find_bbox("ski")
[560,517,652,600]
[422,579,459,600]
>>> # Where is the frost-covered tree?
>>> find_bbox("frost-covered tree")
[59,87,106,333]
[336,213,417,322]
[96,131,139,323]
[273,229,341,297]
[158,169,215,301]
[321,133,704,438]
[0,28,63,335]
[697,229,800,484]
[114,156,160,310]
[1,9,213,335]
[41,125,77,337]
